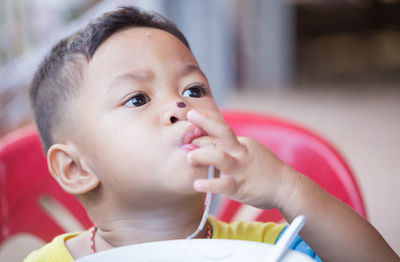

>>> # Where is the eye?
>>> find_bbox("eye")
[182,85,206,98]
[124,93,151,107]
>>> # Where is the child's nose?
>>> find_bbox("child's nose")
[163,101,188,125]
[170,116,179,124]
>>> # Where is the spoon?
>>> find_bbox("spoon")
[266,215,306,262]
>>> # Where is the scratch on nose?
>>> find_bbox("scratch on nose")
[177,102,186,108]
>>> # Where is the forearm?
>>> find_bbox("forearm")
[277,167,399,262]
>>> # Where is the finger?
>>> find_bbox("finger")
[188,148,236,174]
[187,110,243,155]
[193,177,238,195]
[191,136,217,148]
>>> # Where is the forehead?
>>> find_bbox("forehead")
[87,27,196,77]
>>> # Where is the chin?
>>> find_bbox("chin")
[186,166,208,181]
[161,156,209,193]
[167,173,205,196]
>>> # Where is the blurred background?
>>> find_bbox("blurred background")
[0,0,399,259]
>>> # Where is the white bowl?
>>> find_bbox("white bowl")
[76,239,315,262]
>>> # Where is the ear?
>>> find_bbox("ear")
[47,143,99,194]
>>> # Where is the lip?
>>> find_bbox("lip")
[180,124,207,147]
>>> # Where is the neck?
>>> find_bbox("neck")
[89,195,208,252]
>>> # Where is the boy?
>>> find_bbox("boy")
[25,6,398,262]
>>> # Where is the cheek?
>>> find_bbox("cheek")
[78,117,153,177]
[191,97,220,115]
[199,103,223,121]
[205,98,221,113]
[94,129,153,169]
[86,139,157,194]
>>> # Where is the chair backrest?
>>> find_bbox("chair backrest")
[216,111,367,223]
[0,111,366,244]
[0,126,92,244]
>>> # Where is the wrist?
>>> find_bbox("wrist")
[274,164,304,215]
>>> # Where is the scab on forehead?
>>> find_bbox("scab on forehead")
[144,32,153,37]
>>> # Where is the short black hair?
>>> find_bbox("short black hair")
[30,6,190,152]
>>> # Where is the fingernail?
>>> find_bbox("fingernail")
[182,143,199,152]
[193,180,204,191]
[187,152,193,163]
[187,109,201,121]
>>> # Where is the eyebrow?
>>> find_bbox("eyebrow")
[179,64,206,78]
[107,70,152,92]
[107,64,206,94]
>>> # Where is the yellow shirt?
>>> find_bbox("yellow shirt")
[24,216,285,262]
[24,232,78,262]
[207,215,285,243]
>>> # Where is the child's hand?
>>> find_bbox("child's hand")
[187,109,400,261]
[188,110,400,262]
[187,109,296,210]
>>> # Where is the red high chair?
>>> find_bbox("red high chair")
[0,126,92,244]
[0,111,366,246]
[216,111,367,223]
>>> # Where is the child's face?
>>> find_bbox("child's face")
[71,27,221,205]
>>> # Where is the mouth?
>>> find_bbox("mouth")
[180,124,207,150]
